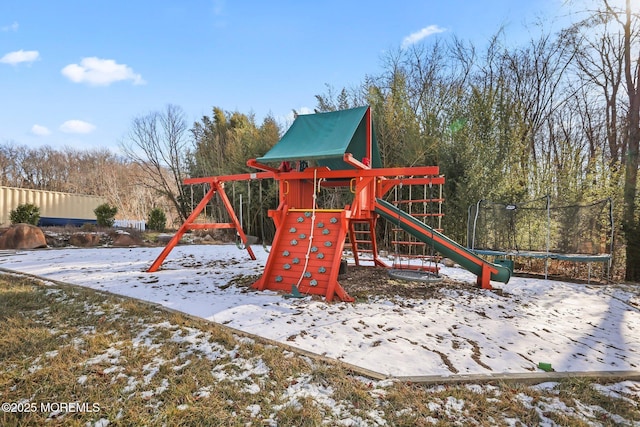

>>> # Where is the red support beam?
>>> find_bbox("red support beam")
[245,161,440,181]
[214,180,256,260]
[148,184,219,272]
[365,107,372,166]
[185,170,274,185]
[187,223,236,229]
[148,179,255,272]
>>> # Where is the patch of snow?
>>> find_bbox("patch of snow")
[86,418,110,427]
[172,360,191,371]
[246,404,261,417]
[102,366,123,375]
[1,245,639,378]
[155,378,169,395]
[243,383,261,394]
[122,376,138,393]
[85,347,121,366]
[274,374,337,415]
[194,386,211,399]
[530,382,558,392]
[28,364,42,374]
[212,356,270,383]
[593,381,640,407]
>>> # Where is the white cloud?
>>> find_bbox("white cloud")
[1,22,19,32]
[31,124,51,136]
[59,120,96,134]
[0,49,40,65]
[212,0,224,15]
[401,25,446,49]
[61,57,145,86]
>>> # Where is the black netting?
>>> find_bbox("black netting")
[468,197,613,255]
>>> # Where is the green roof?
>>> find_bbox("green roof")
[257,106,382,170]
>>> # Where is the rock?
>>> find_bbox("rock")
[112,232,142,247]
[442,258,456,267]
[0,223,47,249]
[69,232,101,247]
[157,234,174,244]
[44,231,69,247]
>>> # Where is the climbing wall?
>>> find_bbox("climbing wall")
[252,209,354,302]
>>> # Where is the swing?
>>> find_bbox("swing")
[259,180,270,253]
[235,192,246,250]
[232,181,247,250]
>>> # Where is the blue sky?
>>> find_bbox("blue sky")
[1,0,571,153]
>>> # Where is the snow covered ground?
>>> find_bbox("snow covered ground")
[1,244,639,378]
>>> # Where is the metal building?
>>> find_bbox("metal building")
[0,186,106,227]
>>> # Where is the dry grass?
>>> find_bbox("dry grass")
[0,273,638,426]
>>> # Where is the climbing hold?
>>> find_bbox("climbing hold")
[282,250,290,257]
[304,272,311,278]
[292,257,300,264]
[309,279,318,286]
[291,239,298,246]
[317,222,324,228]
[289,227,297,233]
[310,246,318,252]
[324,241,332,247]
[318,266,326,273]
[330,217,338,223]
[283,264,291,270]
[317,253,325,259]
[297,217,304,223]
[322,229,330,235]
[275,275,283,282]
[299,233,306,239]
[304,211,311,217]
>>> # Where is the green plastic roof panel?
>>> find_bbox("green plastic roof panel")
[257,106,382,170]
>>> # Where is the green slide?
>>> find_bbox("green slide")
[374,198,511,284]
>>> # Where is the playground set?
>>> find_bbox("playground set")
[148,106,511,301]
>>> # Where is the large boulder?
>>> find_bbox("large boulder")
[0,223,47,249]
[112,232,143,247]
[69,232,101,247]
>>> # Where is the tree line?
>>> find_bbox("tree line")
[2,1,638,280]
[0,142,174,226]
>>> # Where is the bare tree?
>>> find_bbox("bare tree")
[120,104,190,222]
[571,22,624,164]
[0,142,28,187]
[618,0,640,281]
[503,32,576,166]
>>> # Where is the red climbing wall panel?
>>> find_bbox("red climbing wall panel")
[252,209,354,302]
